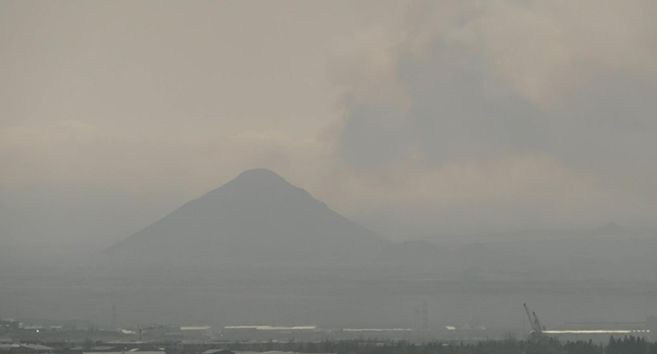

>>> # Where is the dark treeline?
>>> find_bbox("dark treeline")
[217,336,657,354]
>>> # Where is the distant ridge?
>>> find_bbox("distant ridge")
[106,169,386,267]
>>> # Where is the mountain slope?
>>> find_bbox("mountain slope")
[106,169,385,267]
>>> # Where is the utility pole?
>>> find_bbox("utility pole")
[416,300,429,332]
[422,300,429,331]
[111,304,117,329]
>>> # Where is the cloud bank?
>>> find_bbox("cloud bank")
[1,0,656,248]
[331,0,657,234]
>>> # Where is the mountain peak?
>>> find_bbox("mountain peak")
[216,168,298,196]
[239,167,281,177]
[106,168,383,267]
[235,168,287,183]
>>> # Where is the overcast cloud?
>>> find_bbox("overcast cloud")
[1,0,656,251]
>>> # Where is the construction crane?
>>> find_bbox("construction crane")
[524,303,545,336]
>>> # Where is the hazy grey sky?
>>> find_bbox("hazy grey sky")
[2,0,657,249]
